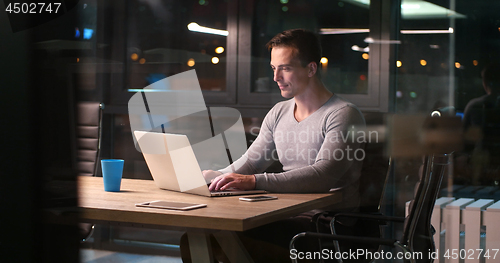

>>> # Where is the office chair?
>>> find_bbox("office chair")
[75,102,105,177]
[307,141,394,263]
[290,153,450,263]
[74,101,104,242]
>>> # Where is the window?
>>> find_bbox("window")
[119,0,237,104]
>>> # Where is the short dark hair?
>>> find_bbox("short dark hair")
[266,29,322,68]
[482,63,500,91]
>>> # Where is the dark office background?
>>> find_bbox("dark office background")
[2,0,500,262]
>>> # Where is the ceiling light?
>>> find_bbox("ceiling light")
[187,22,228,36]
[400,27,454,34]
[401,4,420,9]
[319,28,369,35]
[342,0,466,20]
[364,37,401,44]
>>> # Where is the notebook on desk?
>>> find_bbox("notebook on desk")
[133,131,266,197]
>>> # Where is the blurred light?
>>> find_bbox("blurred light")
[131,53,139,61]
[396,90,403,98]
[187,22,228,36]
[212,57,220,64]
[199,0,206,5]
[430,45,440,49]
[347,0,465,19]
[431,110,441,117]
[359,75,366,81]
[83,28,93,39]
[139,58,146,64]
[320,57,328,69]
[77,58,80,63]
[282,6,288,12]
[455,62,461,69]
[401,4,420,9]
[498,27,500,32]
[364,37,401,44]
[362,53,369,60]
[400,27,453,34]
[338,2,344,7]
[215,46,225,54]
[187,58,195,67]
[410,91,417,98]
[320,28,452,36]
[280,0,289,3]
[320,28,370,35]
[351,45,370,52]
[473,60,478,66]
[420,60,427,66]
[75,27,80,38]
[396,61,402,67]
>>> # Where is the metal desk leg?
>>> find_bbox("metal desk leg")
[187,231,214,263]
[213,231,254,263]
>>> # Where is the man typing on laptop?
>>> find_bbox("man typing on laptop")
[182,29,366,262]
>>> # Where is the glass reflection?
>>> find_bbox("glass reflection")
[250,0,370,95]
[126,0,228,92]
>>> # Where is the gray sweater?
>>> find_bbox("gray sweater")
[220,95,365,207]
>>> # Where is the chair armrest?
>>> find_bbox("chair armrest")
[290,231,397,249]
[332,212,405,224]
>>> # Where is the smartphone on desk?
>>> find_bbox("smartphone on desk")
[239,195,278,202]
[136,200,207,210]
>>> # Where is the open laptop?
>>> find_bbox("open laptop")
[134,131,266,197]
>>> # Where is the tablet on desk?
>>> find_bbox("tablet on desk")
[136,200,207,211]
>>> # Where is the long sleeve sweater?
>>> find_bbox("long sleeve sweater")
[220,94,366,209]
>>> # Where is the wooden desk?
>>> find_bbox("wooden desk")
[79,176,342,262]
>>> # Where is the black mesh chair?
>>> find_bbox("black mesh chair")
[307,141,393,263]
[290,153,450,263]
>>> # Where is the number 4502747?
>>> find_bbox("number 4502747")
[5,3,62,14]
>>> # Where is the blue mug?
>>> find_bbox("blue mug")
[101,159,124,192]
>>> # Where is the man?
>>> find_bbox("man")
[206,29,365,208]
[182,29,366,262]
[462,63,500,184]
[463,63,500,130]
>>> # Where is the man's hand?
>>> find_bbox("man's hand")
[209,173,256,191]
[202,170,223,182]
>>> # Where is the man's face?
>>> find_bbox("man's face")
[270,46,311,99]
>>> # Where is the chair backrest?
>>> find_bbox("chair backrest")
[402,153,449,255]
[357,142,392,213]
[75,102,104,177]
